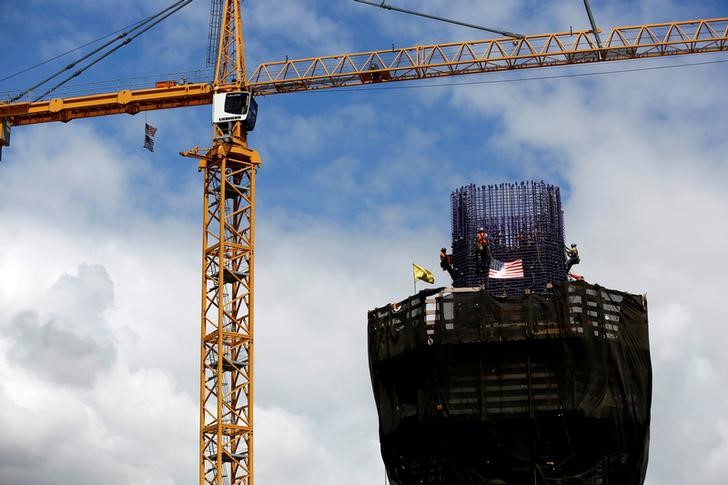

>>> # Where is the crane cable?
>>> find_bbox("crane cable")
[10,0,193,103]
[353,0,525,39]
[0,9,180,85]
[31,0,193,102]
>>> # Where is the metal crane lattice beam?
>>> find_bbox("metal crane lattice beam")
[1,17,726,128]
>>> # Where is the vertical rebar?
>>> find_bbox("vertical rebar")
[450,181,566,296]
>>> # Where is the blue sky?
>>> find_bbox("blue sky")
[1,1,728,484]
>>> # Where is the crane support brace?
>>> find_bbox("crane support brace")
[1,18,726,127]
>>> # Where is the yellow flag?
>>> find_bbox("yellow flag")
[413,263,435,284]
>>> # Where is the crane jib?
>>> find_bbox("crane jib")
[1,17,726,129]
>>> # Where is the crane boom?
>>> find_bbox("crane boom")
[1,17,726,128]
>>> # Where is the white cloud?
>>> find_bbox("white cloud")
[246,0,353,65]
[0,267,197,484]
[0,119,398,484]
[0,124,200,483]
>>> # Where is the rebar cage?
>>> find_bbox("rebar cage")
[450,181,566,295]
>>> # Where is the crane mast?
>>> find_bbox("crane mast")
[0,5,726,485]
[183,1,258,484]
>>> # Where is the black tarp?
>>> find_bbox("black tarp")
[367,281,651,484]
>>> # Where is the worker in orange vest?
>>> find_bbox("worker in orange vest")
[439,247,455,281]
[476,228,491,275]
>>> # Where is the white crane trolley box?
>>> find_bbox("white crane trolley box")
[212,91,258,132]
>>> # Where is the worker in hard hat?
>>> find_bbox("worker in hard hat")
[476,228,491,275]
[439,247,455,281]
[566,243,580,273]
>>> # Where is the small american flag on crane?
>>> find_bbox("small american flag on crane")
[143,123,158,152]
[489,259,524,279]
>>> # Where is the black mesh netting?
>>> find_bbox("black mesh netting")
[367,281,651,484]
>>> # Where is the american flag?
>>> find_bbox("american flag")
[143,123,157,152]
[489,259,524,279]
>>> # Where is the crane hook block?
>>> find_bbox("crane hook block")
[212,91,258,132]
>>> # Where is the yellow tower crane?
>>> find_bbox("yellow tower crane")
[0,1,726,483]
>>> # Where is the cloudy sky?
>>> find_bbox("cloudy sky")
[1,0,727,484]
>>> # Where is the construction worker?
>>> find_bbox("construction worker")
[516,231,526,247]
[566,243,580,273]
[439,247,455,281]
[476,228,491,274]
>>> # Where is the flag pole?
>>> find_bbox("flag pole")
[413,262,416,294]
